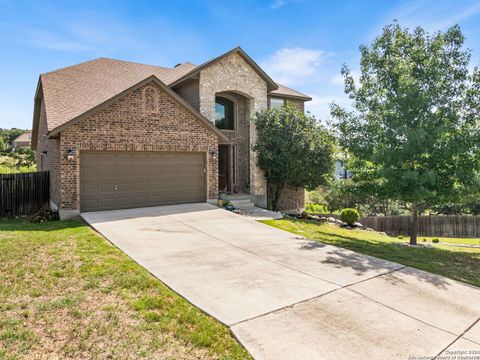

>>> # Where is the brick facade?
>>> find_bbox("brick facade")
[35,51,311,216]
[198,52,268,201]
[47,81,218,213]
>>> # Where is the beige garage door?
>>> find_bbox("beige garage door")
[80,151,206,212]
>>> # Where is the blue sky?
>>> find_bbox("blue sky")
[1,0,480,129]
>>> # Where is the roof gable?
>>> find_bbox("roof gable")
[38,75,228,143]
[170,47,279,92]
[39,58,195,132]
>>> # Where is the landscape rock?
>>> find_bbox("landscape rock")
[327,217,343,225]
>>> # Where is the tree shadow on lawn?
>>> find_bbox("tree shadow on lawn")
[295,226,480,289]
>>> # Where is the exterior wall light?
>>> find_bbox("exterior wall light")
[209,149,218,161]
[66,148,76,161]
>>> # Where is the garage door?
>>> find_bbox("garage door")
[80,151,206,212]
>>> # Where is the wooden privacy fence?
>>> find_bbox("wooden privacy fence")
[0,171,50,217]
[359,215,480,238]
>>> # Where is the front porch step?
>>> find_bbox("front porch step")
[225,194,254,201]
[223,193,256,209]
[229,199,252,205]
[230,200,255,209]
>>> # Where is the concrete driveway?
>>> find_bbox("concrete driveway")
[82,203,480,360]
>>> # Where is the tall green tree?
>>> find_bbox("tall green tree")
[254,105,335,211]
[0,128,24,147]
[332,23,480,245]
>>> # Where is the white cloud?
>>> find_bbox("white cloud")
[271,0,286,10]
[20,12,204,66]
[23,12,150,55]
[305,93,351,122]
[261,47,330,85]
[305,95,336,120]
[305,86,351,121]
[380,0,480,32]
[261,47,354,121]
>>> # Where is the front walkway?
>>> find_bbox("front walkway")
[82,203,480,360]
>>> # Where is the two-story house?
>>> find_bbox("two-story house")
[32,47,312,219]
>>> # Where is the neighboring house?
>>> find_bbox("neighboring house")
[32,47,312,219]
[335,160,352,180]
[11,131,32,149]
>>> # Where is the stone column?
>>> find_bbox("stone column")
[248,97,267,198]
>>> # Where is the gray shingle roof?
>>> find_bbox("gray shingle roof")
[269,83,312,100]
[38,53,311,133]
[40,58,195,131]
[12,131,32,143]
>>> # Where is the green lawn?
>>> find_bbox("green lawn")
[0,219,250,360]
[417,236,480,246]
[261,218,480,288]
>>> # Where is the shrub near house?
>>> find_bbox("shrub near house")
[253,105,335,211]
[340,208,360,226]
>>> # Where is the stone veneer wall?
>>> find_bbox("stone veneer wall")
[286,99,305,112]
[58,81,218,213]
[277,185,305,214]
[35,98,61,208]
[198,52,267,198]
[217,92,250,192]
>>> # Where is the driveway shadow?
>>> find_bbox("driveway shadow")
[289,224,479,289]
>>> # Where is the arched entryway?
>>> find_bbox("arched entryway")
[215,92,250,194]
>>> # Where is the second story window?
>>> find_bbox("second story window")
[215,96,234,130]
[270,97,285,109]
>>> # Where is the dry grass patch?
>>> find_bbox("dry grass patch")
[0,219,250,360]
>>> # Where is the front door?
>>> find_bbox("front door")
[218,145,230,192]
